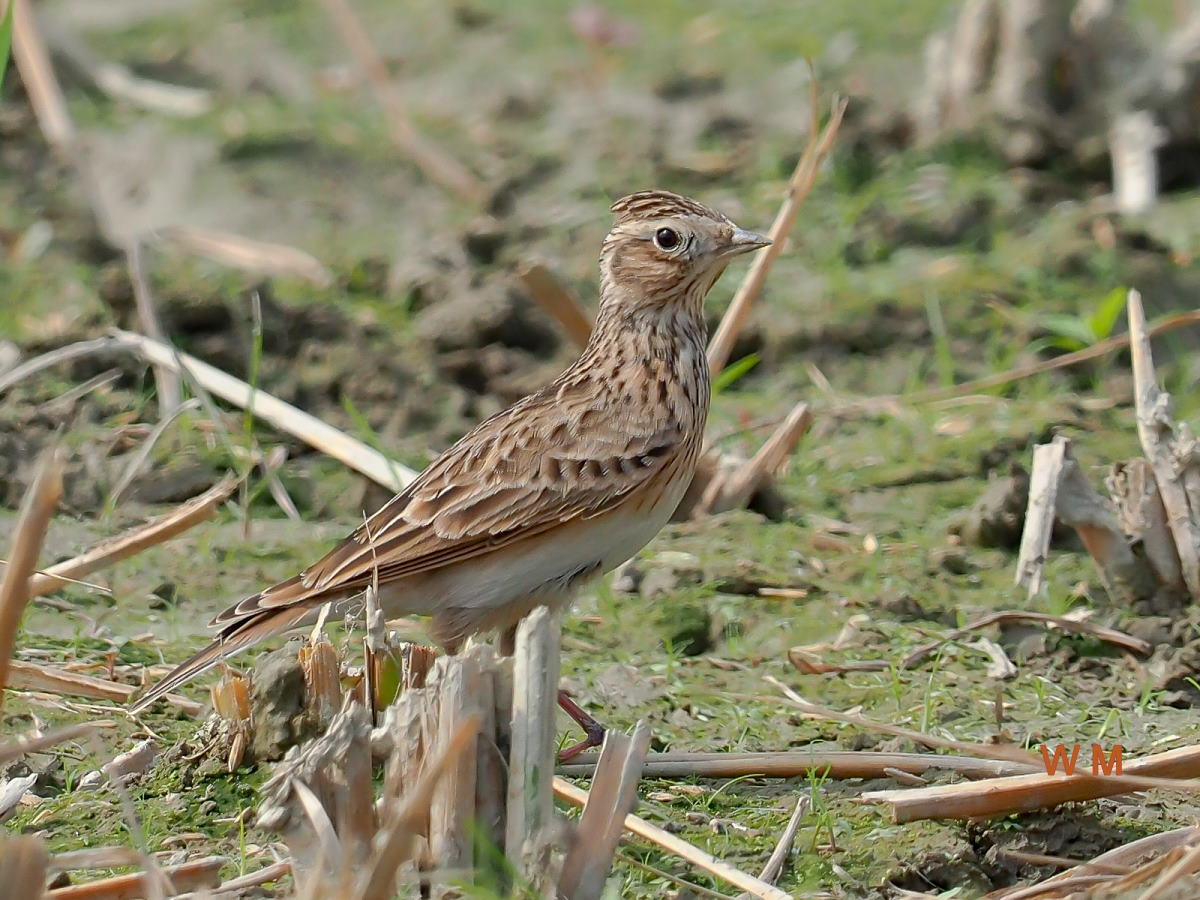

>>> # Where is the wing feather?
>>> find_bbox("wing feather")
[217,381,684,625]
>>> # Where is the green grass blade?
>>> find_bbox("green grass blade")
[1036,313,1094,348]
[1088,285,1128,341]
[0,0,13,90]
[341,392,405,490]
[712,352,760,394]
[924,291,956,387]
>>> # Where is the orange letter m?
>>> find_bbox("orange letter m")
[1092,744,1123,776]
[1040,743,1081,775]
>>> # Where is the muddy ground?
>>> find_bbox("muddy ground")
[5,0,1200,897]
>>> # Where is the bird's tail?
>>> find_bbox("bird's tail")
[130,604,316,714]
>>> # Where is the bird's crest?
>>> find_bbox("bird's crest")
[610,190,727,225]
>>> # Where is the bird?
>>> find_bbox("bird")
[132,189,769,719]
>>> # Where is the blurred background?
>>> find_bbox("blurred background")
[6,2,1200,895]
[3,0,1197,507]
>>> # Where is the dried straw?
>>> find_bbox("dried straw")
[517,261,594,349]
[0,446,63,711]
[315,0,484,204]
[154,225,333,287]
[553,776,791,900]
[707,92,848,375]
[112,329,417,490]
[28,473,239,598]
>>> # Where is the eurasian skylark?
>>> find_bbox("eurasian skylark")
[134,190,768,712]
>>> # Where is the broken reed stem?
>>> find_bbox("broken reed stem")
[0,722,114,768]
[899,609,1150,668]
[11,0,75,152]
[766,675,1042,766]
[49,848,143,872]
[0,446,64,710]
[44,855,225,899]
[552,776,791,900]
[1126,288,1200,598]
[1135,841,1200,900]
[734,401,812,490]
[27,472,239,598]
[1014,435,1068,600]
[505,605,562,887]
[695,401,812,516]
[860,743,1200,823]
[47,35,212,119]
[111,329,418,490]
[356,714,481,900]
[1109,458,1186,593]
[1018,827,1200,899]
[1056,444,1161,605]
[516,261,594,349]
[154,225,333,287]
[362,584,385,720]
[738,794,809,898]
[47,371,121,413]
[0,835,50,900]
[0,337,125,396]
[559,721,652,900]
[707,94,848,376]
[106,398,203,506]
[995,848,1132,876]
[204,860,291,895]
[127,241,183,414]
[427,650,487,876]
[8,659,202,715]
[557,749,1039,780]
[316,0,485,205]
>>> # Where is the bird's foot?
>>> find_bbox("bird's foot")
[556,689,606,762]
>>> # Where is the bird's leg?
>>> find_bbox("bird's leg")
[496,626,603,759]
[556,689,606,762]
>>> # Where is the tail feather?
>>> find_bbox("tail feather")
[131,604,318,713]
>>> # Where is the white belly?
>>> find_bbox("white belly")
[381,471,688,618]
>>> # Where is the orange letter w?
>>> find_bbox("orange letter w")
[1040,743,1081,775]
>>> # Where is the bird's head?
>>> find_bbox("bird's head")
[599,190,769,312]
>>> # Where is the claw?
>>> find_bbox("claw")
[556,689,606,762]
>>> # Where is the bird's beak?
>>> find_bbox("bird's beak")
[724,227,771,256]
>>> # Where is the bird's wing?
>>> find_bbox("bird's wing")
[132,375,688,713]
[212,378,685,627]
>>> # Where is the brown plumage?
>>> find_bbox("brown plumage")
[132,190,768,712]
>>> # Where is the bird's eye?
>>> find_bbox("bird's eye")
[654,227,680,251]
